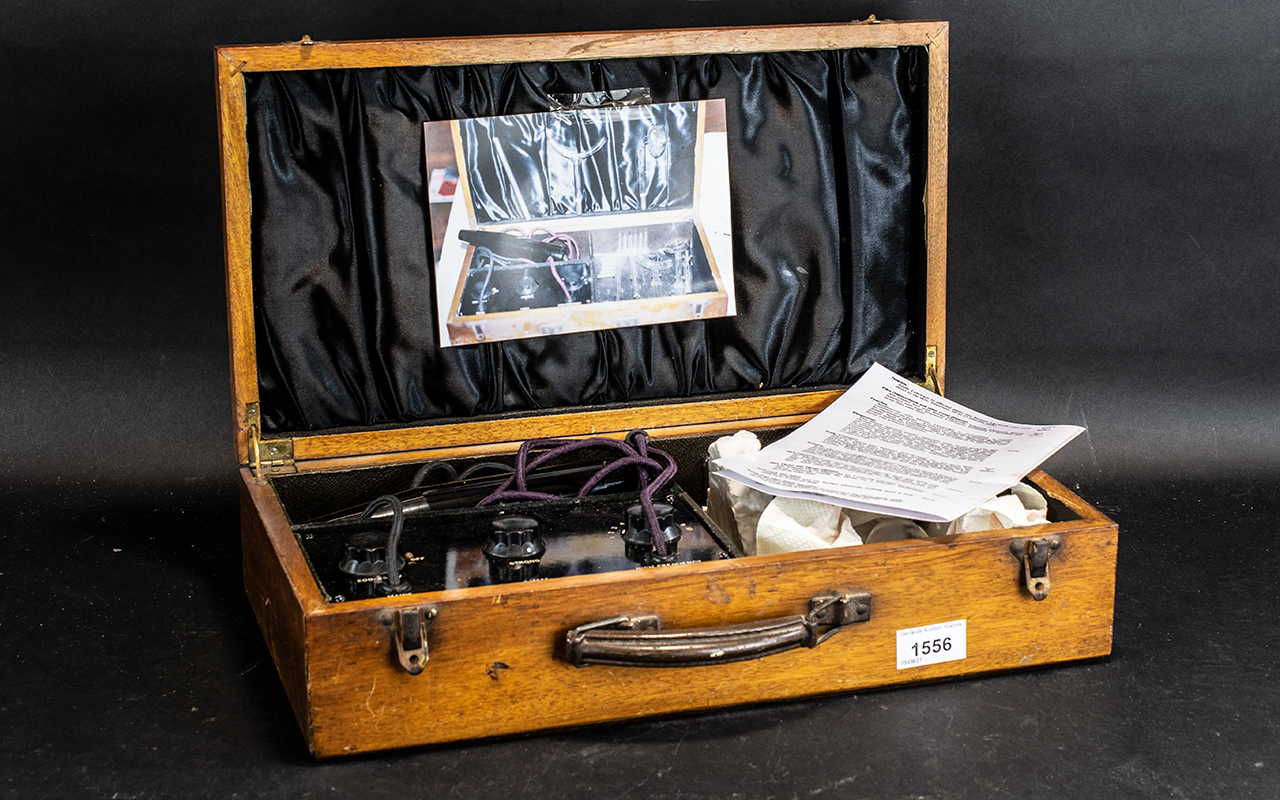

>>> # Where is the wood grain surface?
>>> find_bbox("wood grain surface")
[241,465,1115,757]
[215,22,947,72]
[301,505,1114,756]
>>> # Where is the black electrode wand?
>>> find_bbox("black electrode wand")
[459,229,569,262]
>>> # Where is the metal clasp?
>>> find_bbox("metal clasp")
[386,607,438,675]
[1010,535,1062,601]
[282,34,331,46]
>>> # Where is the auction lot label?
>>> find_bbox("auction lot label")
[897,619,966,670]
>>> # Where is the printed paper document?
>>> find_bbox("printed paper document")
[714,364,1084,522]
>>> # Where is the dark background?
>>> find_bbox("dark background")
[3,1,1278,798]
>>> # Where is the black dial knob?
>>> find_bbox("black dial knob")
[338,531,408,600]
[483,516,546,583]
[339,531,405,577]
[623,502,681,565]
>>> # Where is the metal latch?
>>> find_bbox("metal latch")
[246,402,295,480]
[1010,535,1062,601]
[384,607,438,675]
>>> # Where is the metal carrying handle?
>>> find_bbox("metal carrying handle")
[564,590,871,668]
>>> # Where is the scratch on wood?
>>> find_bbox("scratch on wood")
[604,669,625,687]
[218,53,250,76]
[565,34,639,58]
[712,659,758,693]
[705,577,732,605]
[364,679,378,716]
[217,50,248,76]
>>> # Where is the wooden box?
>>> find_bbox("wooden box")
[216,21,1117,758]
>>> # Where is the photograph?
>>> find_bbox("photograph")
[426,99,734,346]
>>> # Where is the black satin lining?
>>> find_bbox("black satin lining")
[245,49,926,434]
[461,102,698,224]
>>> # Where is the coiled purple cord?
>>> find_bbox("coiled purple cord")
[476,431,678,557]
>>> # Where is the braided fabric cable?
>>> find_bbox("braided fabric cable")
[360,494,409,594]
[477,432,678,556]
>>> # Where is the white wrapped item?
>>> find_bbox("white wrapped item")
[935,482,1049,536]
[706,431,773,555]
[708,430,1051,553]
[1007,482,1049,516]
[755,497,863,555]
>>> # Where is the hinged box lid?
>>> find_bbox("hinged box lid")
[216,21,949,474]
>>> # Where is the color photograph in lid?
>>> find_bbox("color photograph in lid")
[425,99,735,347]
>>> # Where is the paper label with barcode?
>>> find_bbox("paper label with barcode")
[896,619,966,669]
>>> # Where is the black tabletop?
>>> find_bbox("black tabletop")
[7,471,1278,797]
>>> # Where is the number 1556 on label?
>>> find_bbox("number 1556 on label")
[896,619,967,670]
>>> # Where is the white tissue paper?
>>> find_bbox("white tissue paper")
[706,431,773,555]
[935,482,1049,536]
[707,430,1051,553]
[755,497,863,555]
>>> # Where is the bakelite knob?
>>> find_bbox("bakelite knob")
[483,516,546,583]
[623,502,681,565]
[339,531,404,577]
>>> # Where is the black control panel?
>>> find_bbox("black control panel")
[292,485,734,603]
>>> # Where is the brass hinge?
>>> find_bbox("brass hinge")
[246,402,296,480]
[922,345,940,395]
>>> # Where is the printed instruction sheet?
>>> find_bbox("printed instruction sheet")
[714,364,1084,522]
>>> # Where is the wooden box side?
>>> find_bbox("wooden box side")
[239,468,327,745]
[216,20,949,469]
[240,421,1112,756]
[296,499,1114,756]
